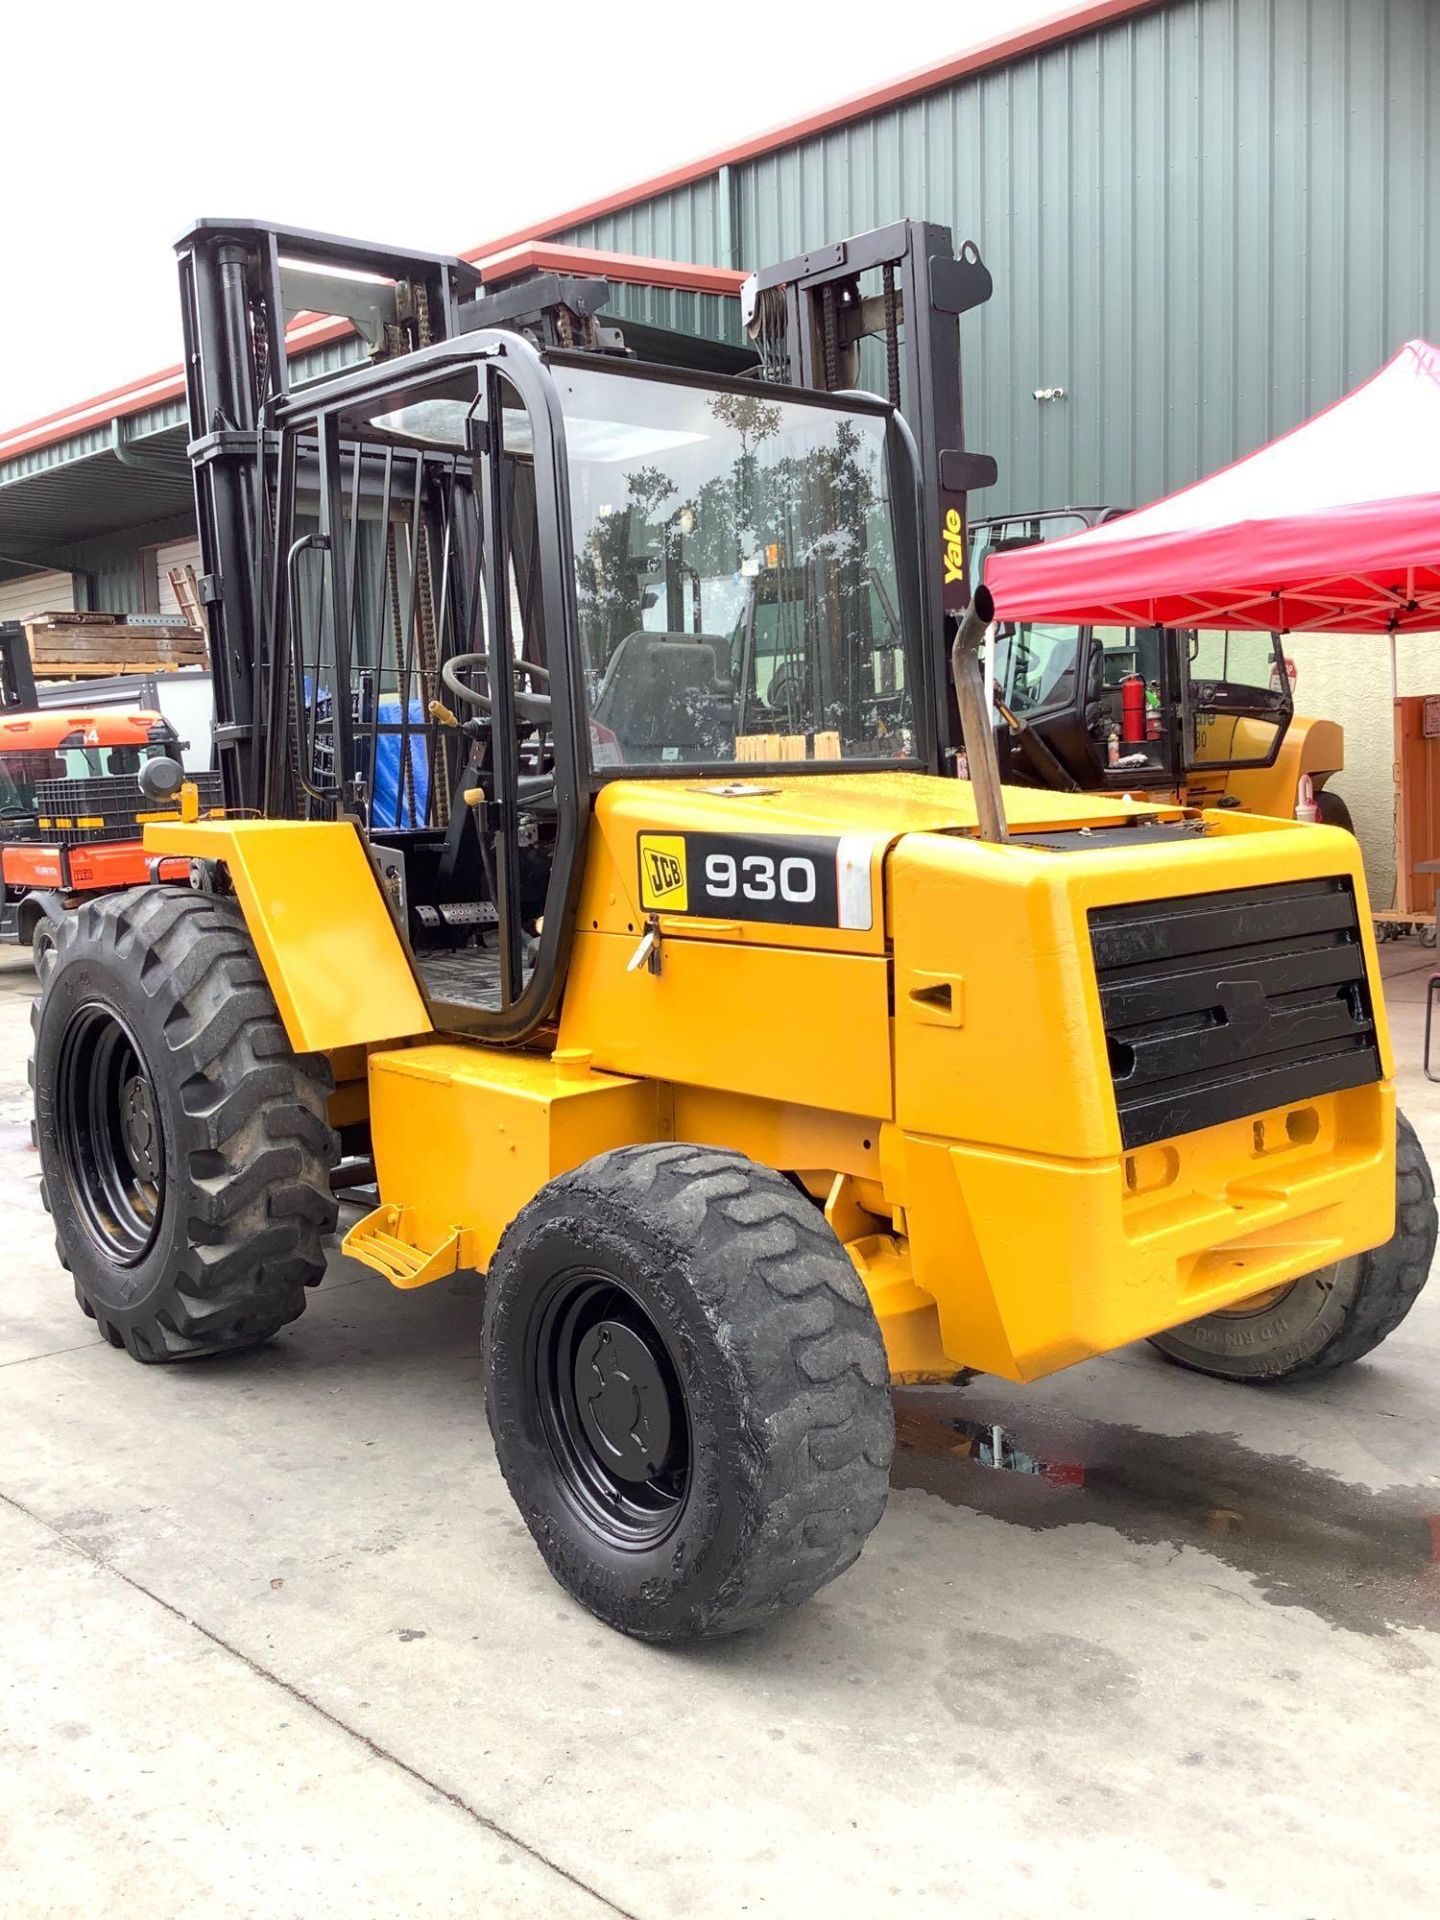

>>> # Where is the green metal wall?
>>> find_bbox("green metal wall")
[555,0,1440,517]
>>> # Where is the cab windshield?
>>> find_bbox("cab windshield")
[556,366,915,770]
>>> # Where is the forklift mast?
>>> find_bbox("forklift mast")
[177,216,995,815]
[176,221,481,815]
[743,221,997,757]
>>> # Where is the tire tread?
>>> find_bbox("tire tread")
[1151,1110,1435,1383]
[488,1142,893,1640]
[34,887,338,1361]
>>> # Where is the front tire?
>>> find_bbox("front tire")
[31,887,338,1362]
[1150,1110,1435,1382]
[484,1144,894,1642]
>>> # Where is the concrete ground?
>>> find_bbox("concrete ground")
[2,942,1439,1920]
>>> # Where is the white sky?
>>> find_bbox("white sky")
[1,0,1068,428]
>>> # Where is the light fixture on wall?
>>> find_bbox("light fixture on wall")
[1033,386,1067,402]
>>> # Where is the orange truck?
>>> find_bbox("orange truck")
[0,708,194,973]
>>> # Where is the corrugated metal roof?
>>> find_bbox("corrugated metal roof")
[0,336,366,564]
[0,434,191,552]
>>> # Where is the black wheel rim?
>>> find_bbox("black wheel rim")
[56,1003,165,1265]
[532,1272,692,1550]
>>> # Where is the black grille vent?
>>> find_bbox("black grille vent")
[1089,878,1380,1150]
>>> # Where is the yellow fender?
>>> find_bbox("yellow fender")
[1222,713,1344,819]
[143,818,430,1053]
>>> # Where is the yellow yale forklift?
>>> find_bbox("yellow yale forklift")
[967,506,1352,825]
[30,219,1435,1641]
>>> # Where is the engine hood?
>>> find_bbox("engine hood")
[599,768,1186,843]
[589,770,1209,959]
[585,768,1347,970]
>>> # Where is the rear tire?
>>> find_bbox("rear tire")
[1149,1110,1435,1382]
[1314,786,1355,834]
[31,887,338,1362]
[484,1143,894,1642]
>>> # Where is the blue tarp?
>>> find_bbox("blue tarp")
[372,697,430,828]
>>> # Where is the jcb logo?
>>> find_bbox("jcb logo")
[941,506,966,586]
[638,835,689,911]
[645,849,684,895]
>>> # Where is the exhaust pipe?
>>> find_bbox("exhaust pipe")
[950,583,1008,844]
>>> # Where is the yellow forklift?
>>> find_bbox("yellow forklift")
[970,508,1351,824]
[29,219,1433,1641]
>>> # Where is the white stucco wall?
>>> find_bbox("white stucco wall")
[1287,630,1440,910]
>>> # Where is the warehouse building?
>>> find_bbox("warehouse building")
[2,0,1438,888]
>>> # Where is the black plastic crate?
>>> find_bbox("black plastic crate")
[35,771,223,847]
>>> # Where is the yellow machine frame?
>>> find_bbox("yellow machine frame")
[150,774,1395,1388]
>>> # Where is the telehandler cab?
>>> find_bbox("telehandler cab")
[30,218,1434,1642]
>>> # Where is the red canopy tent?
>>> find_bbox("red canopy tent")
[986,339,1440,635]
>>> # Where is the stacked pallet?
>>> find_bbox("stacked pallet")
[21,610,209,679]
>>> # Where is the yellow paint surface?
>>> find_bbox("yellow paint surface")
[143,819,429,1053]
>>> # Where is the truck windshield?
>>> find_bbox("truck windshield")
[994,622,1083,714]
[972,514,1090,720]
[0,750,63,814]
[555,366,915,770]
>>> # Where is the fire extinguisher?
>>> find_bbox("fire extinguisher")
[1121,671,1146,743]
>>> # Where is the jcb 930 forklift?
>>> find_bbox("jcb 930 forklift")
[30,218,1434,1642]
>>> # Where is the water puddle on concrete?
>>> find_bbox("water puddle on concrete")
[893,1390,1440,1636]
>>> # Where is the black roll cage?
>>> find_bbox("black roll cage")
[176,216,978,1043]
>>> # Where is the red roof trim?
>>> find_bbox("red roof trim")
[463,0,1161,258]
[0,314,355,465]
[0,368,186,460]
[5,370,186,441]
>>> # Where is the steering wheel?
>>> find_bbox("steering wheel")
[443,652,552,725]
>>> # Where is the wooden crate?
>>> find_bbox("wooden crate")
[22,611,208,679]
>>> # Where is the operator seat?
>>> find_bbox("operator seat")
[591,631,735,763]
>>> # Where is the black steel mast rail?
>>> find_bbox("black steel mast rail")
[176,217,484,376]
[743,218,996,761]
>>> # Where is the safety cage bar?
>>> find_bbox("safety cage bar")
[173,215,992,1042]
